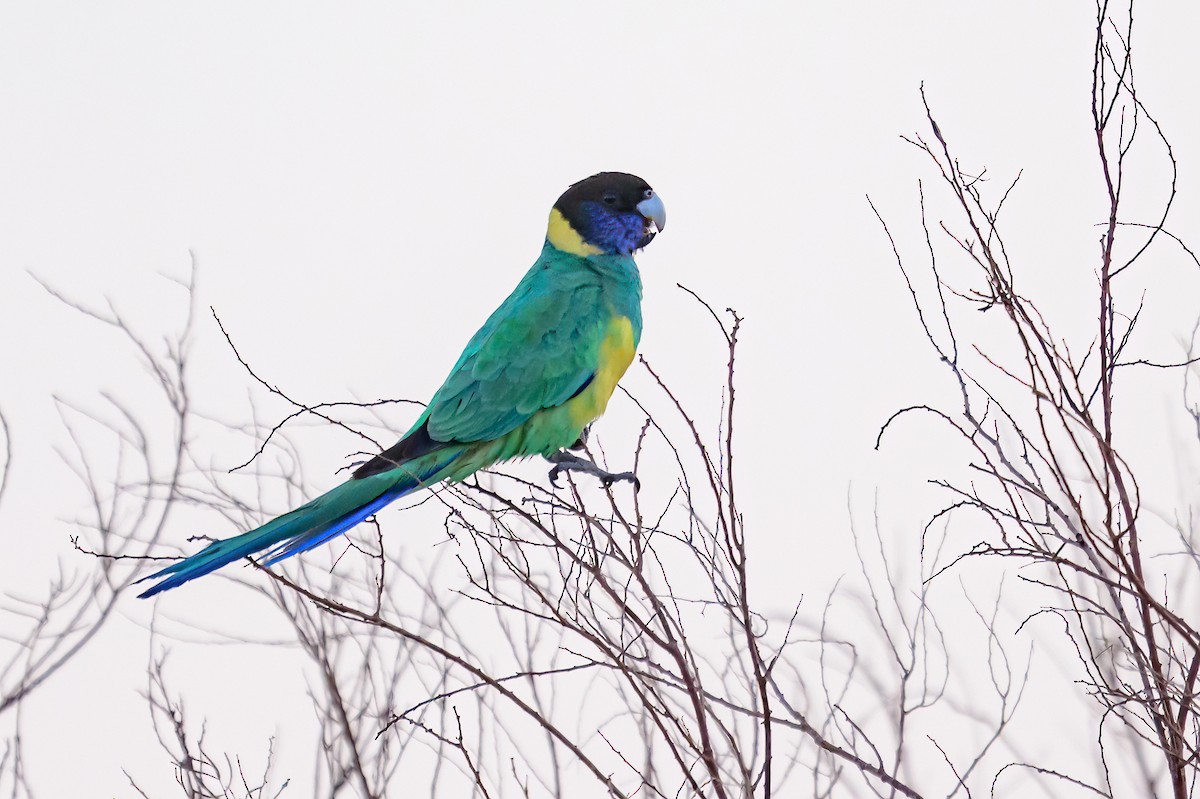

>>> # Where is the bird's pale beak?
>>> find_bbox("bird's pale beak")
[636,193,667,234]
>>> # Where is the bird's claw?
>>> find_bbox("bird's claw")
[545,450,640,492]
[601,472,640,492]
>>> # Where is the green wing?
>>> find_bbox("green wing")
[426,274,605,441]
[353,255,608,478]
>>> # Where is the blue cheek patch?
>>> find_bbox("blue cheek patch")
[579,202,645,255]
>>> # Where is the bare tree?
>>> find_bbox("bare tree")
[873,1,1200,796]
[0,271,200,797]
[53,267,1021,798]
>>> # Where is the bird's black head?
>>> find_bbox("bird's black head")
[547,172,666,257]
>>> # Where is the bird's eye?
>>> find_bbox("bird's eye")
[643,189,654,199]
[602,193,619,206]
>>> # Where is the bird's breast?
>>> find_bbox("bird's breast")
[565,315,637,428]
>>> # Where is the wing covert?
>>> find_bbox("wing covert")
[423,274,607,444]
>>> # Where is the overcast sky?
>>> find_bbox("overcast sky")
[2,3,1199,796]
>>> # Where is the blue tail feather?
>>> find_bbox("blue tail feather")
[260,489,400,567]
[137,455,458,598]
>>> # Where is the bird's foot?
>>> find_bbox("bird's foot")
[546,450,640,491]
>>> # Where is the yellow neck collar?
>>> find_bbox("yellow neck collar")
[546,208,604,257]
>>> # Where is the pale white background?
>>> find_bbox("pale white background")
[2,2,1199,796]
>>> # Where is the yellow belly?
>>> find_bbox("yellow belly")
[565,315,636,428]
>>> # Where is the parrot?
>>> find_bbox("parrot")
[137,172,665,598]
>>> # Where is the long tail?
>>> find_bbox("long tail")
[137,456,457,598]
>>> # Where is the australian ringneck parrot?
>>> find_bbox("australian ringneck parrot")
[137,172,666,598]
